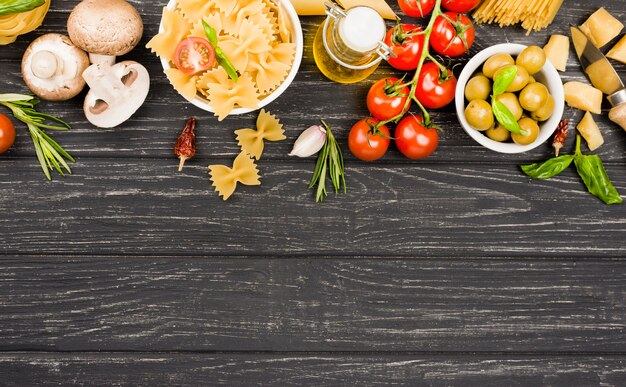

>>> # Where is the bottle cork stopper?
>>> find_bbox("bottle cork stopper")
[338,6,385,53]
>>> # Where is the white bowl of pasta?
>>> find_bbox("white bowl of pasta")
[149,0,303,120]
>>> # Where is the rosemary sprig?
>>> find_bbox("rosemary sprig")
[308,120,346,202]
[0,93,74,180]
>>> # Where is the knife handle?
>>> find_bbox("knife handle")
[609,103,626,132]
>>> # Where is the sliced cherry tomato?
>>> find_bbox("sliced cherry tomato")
[441,0,480,12]
[384,23,425,71]
[415,62,457,109]
[173,37,216,75]
[348,118,391,162]
[395,115,438,160]
[0,113,16,154]
[366,77,411,121]
[429,12,474,57]
[398,0,436,18]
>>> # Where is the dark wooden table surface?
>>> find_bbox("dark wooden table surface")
[1,0,625,385]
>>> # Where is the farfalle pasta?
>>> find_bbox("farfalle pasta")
[235,109,285,159]
[198,68,259,121]
[209,152,261,200]
[147,0,296,120]
[146,8,192,62]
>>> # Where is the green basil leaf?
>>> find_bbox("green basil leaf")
[202,21,238,82]
[0,0,44,16]
[215,48,239,82]
[202,20,218,47]
[574,154,623,205]
[521,155,574,179]
[492,100,524,135]
[492,65,517,96]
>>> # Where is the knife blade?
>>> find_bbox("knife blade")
[570,25,626,131]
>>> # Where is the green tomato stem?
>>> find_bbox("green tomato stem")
[376,0,443,129]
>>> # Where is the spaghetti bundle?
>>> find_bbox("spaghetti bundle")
[473,0,564,35]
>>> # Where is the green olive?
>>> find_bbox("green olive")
[531,94,555,121]
[494,65,529,92]
[465,75,491,101]
[519,82,548,112]
[512,117,540,145]
[494,93,523,121]
[515,45,546,75]
[483,53,515,78]
[486,123,511,142]
[465,100,494,131]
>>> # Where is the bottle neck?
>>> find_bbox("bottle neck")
[322,16,382,70]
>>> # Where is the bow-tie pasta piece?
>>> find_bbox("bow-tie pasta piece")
[209,152,261,200]
[198,68,260,121]
[177,0,223,21]
[146,8,191,61]
[247,42,295,94]
[189,13,224,38]
[235,109,285,159]
[165,69,199,102]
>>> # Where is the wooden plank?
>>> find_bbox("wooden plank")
[1,158,625,256]
[0,257,624,352]
[0,157,623,256]
[1,353,625,386]
[1,2,624,162]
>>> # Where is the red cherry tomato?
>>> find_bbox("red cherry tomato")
[441,0,480,13]
[429,12,474,57]
[384,23,425,71]
[397,0,436,17]
[366,77,411,121]
[415,62,457,109]
[395,115,438,160]
[348,118,391,162]
[0,113,16,154]
[173,37,216,75]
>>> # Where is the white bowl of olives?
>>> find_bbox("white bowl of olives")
[455,43,564,153]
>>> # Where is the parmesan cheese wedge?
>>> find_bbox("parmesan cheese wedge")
[607,35,626,65]
[291,0,396,19]
[577,111,604,151]
[543,34,569,72]
[579,7,624,48]
[564,81,603,114]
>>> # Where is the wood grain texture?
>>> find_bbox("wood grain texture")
[2,0,626,384]
[1,158,626,256]
[1,257,624,352]
[1,353,625,386]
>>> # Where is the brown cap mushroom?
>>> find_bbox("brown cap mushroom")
[21,33,90,101]
[67,0,143,66]
[82,60,150,128]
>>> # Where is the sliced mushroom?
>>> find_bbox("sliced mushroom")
[21,34,90,101]
[82,61,150,128]
[67,0,143,66]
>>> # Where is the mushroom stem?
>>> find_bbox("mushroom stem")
[89,53,116,67]
[31,50,61,79]
[82,63,126,103]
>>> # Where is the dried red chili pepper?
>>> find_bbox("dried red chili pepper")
[552,119,569,157]
[174,117,197,171]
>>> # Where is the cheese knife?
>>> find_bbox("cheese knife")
[570,25,626,131]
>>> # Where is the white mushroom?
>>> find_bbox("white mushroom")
[67,0,143,66]
[82,61,150,128]
[21,34,89,101]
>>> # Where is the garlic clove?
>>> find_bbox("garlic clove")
[289,125,327,157]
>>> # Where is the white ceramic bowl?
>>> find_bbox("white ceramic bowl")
[455,43,565,153]
[159,0,303,115]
